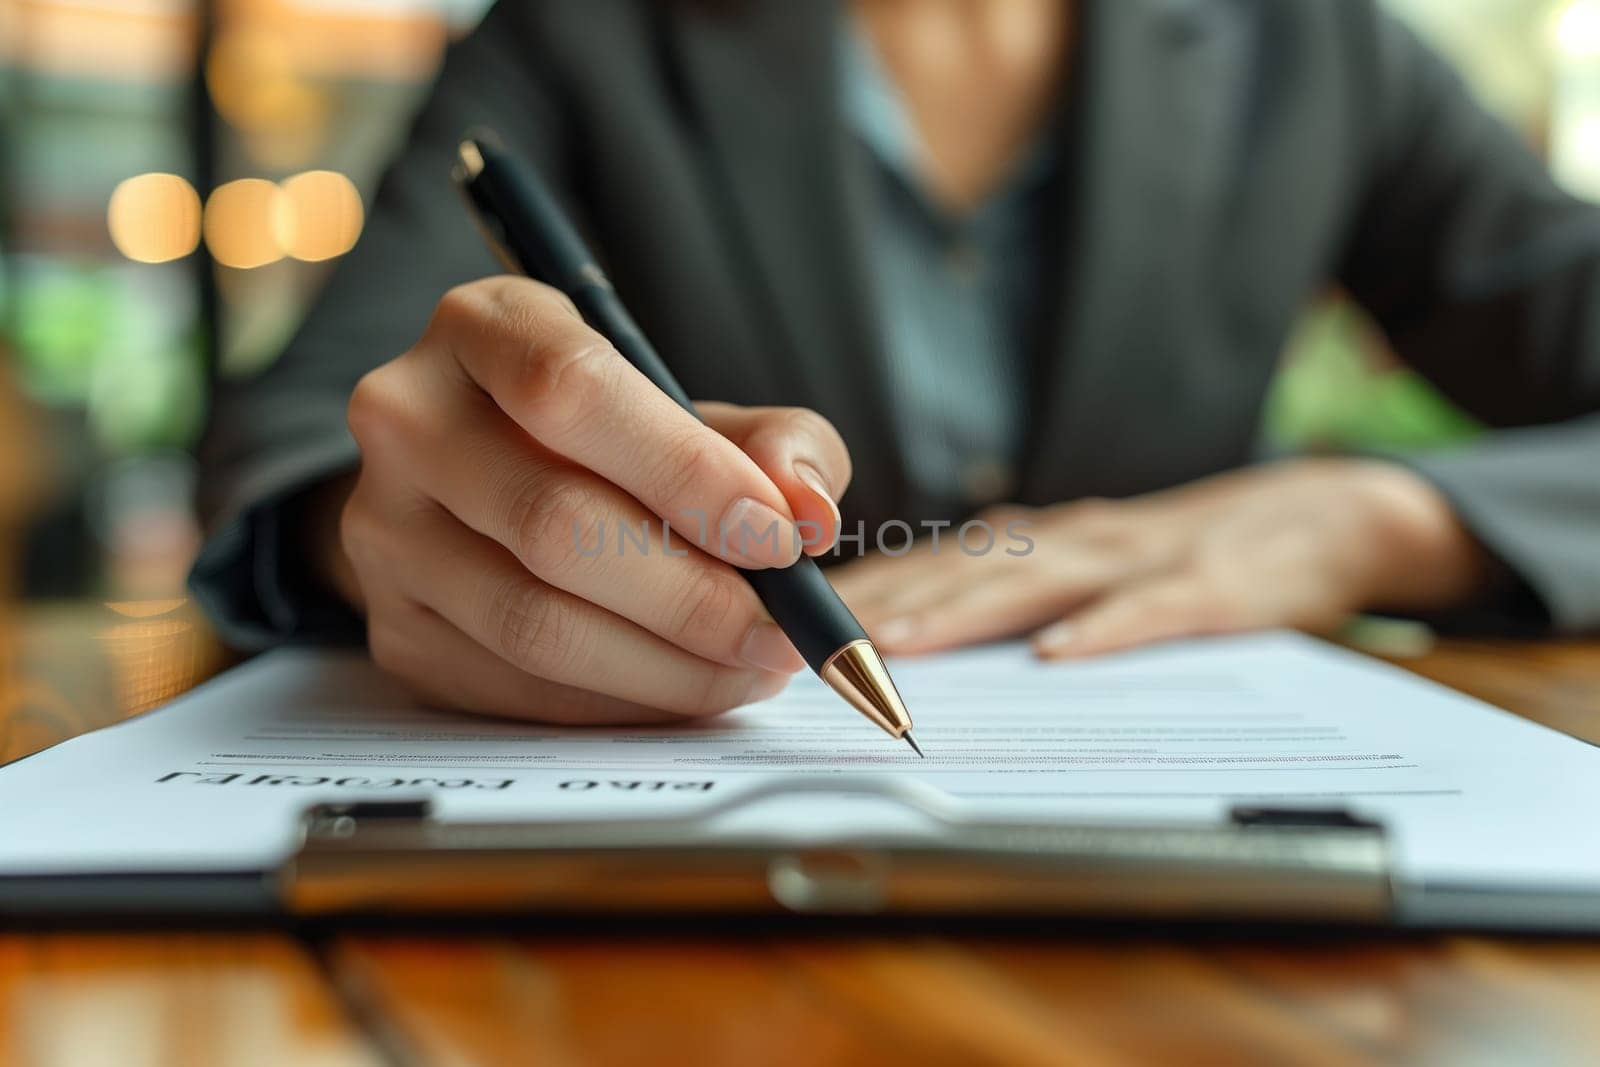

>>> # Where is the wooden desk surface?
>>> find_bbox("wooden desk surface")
[4,601,1600,1067]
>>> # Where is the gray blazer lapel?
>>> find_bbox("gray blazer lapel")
[670,0,908,525]
[1020,0,1256,505]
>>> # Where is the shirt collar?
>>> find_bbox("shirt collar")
[841,20,927,192]
[839,16,1059,221]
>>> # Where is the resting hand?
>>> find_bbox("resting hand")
[831,459,1496,659]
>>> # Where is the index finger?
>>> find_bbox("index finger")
[431,277,801,569]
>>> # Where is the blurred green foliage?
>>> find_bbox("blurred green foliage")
[1262,0,1547,456]
[11,263,205,452]
[11,267,117,405]
[1266,303,1483,453]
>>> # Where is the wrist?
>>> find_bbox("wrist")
[294,472,364,612]
[1338,459,1499,614]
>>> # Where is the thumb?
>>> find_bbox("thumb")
[699,402,851,557]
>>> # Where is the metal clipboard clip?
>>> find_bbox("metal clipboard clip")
[279,778,1393,922]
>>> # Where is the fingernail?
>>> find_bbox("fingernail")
[719,497,799,567]
[794,463,841,557]
[739,622,805,673]
[877,617,918,647]
[794,462,841,526]
[1035,620,1075,653]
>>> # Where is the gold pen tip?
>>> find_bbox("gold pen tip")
[820,639,915,740]
[903,732,925,759]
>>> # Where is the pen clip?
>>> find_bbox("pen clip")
[453,143,526,278]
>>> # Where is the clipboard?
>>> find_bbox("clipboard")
[280,778,1394,923]
[9,638,1600,933]
[8,775,1600,932]
[14,774,1600,932]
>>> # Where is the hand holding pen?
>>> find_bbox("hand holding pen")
[316,133,917,750]
[452,134,918,751]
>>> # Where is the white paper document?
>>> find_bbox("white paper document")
[4,632,1600,900]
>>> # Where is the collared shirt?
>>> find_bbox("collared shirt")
[841,23,1056,506]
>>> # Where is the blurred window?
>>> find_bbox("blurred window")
[0,0,1580,598]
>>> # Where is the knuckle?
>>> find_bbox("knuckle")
[430,282,487,335]
[1095,590,1150,627]
[1055,497,1141,555]
[490,280,568,336]
[1185,579,1240,633]
[513,334,610,433]
[337,483,404,568]
[337,490,374,558]
[1084,528,1138,560]
[1142,576,1226,633]
[669,572,745,648]
[489,579,583,668]
[367,622,409,675]
[654,428,726,511]
[776,408,852,485]
[346,366,398,447]
[683,665,757,716]
[509,479,599,574]
[1063,496,1117,525]
[348,358,434,457]
[978,503,1034,528]
[776,406,835,447]
[433,280,610,435]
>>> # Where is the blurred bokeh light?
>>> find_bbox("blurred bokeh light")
[203,178,286,269]
[2,0,484,600]
[1554,0,1600,58]
[107,174,202,264]
[207,27,327,136]
[0,0,1588,606]
[274,170,363,262]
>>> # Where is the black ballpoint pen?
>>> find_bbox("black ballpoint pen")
[452,132,922,757]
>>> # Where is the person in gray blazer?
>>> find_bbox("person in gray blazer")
[193,0,1600,723]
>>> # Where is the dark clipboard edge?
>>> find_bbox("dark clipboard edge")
[3,780,1598,935]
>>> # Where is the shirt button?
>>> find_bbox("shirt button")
[960,458,1016,504]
